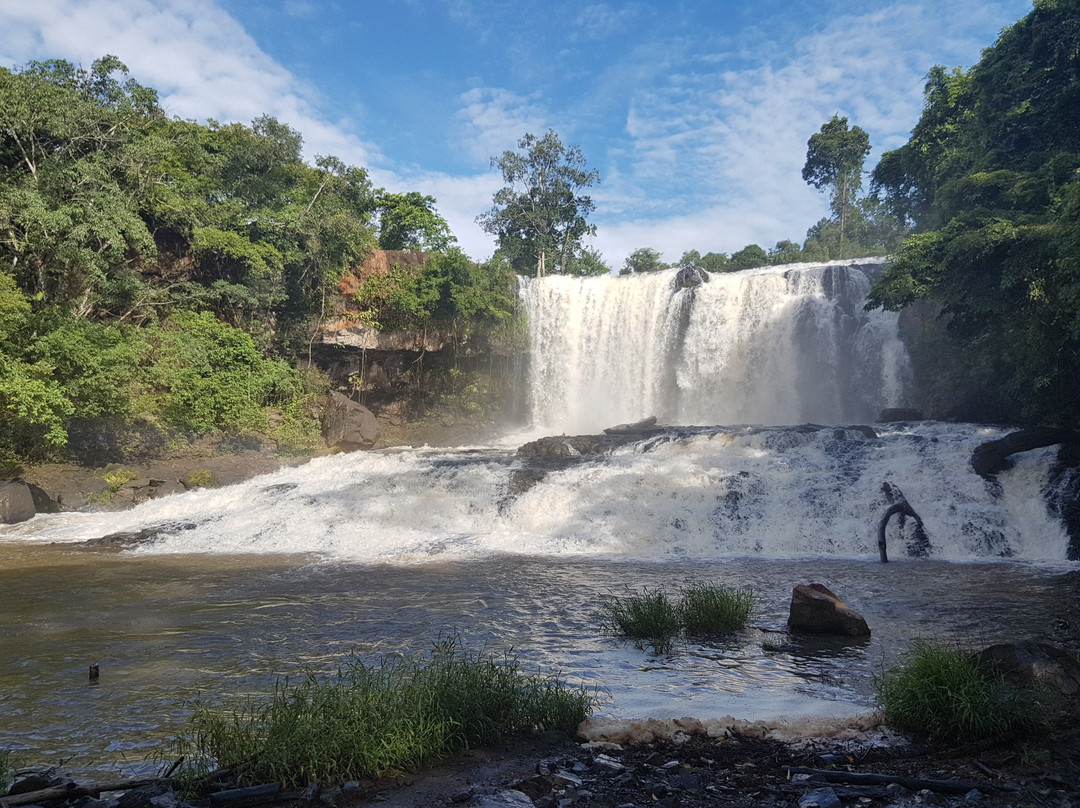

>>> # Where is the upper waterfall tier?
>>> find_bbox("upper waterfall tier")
[518,258,911,433]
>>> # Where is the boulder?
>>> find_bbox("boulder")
[877,408,924,422]
[0,479,36,524]
[975,641,1080,704]
[673,265,710,289]
[322,391,382,451]
[787,583,870,636]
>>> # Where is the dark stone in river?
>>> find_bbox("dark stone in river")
[787,583,870,637]
[0,478,35,524]
[322,391,382,451]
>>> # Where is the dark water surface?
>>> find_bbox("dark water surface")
[0,544,1066,778]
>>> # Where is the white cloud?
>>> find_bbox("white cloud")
[454,86,550,164]
[0,0,383,170]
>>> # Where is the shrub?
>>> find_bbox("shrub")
[680,583,756,635]
[875,641,1035,742]
[599,587,682,654]
[185,469,217,489]
[102,468,138,492]
[168,637,594,789]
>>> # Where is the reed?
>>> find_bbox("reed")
[679,583,756,635]
[875,641,1035,742]
[169,637,594,789]
[598,586,682,653]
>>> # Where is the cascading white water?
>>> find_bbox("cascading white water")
[518,259,911,433]
[3,423,1069,562]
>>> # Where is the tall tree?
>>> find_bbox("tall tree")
[867,0,1080,425]
[477,131,599,277]
[802,115,871,259]
[375,191,456,252]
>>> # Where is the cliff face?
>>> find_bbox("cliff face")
[313,249,524,427]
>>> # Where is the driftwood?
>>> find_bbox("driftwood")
[207,783,281,808]
[0,777,162,807]
[971,428,1079,477]
[783,766,1007,794]
[877,483,925,563]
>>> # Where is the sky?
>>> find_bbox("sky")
[0,0,1033,267]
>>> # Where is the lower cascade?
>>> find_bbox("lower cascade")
[518,258,910,434]
[3,422,1071,562]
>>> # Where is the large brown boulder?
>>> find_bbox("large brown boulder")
[787,583,870,636]
[322,391,382,451]
[0,479,36,524]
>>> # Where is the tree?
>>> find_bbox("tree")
[620,247,666,275]
[802,115,871,258]
[563,245,611,276]
[375,191,456,252]
[729,244,768,269]
[478,131,599,277]
[867,0,1080,425]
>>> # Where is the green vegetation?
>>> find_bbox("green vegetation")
[0,749,13,795]
[478,130,600,277]
[102,468,137,492]
[600,583,756,653]
[185,469,217,489]
[875,641,1035,742]
[599,586,683,653]
[866,0,1080,425]
[0,55,519,465]
[169,638,594,789]
[680,582,757,636]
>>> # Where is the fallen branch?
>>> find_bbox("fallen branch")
[1,778,162,807]
[783,766,1005,794]
[877,483,925,563]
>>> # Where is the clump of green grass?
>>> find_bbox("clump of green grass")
[0,750,13,795]
[680,583,756,636]
[599,587,683,654]
[599,583,756,653]
[875,641,1035,742]
[168,637,594,790]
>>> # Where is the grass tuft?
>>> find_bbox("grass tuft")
[679,583,756,636]
[599,587,683,654]
[167,637,594,790]
[599,583,756,653]
[875,640,1036,742]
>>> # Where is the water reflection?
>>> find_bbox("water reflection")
[0,545,1064,779]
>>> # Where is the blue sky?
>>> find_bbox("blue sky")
[0,0,1032,266]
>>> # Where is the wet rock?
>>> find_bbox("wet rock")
[0,478,35,524]
[469,789,535,808]
[116,783,178,808]
[798,787,841,808]
[8,772,67,795]
[322,391,381,451]
[878,408,924,422]
[788,583,870,637]
[975,641,1080,704]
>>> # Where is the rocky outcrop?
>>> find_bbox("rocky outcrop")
[878,408,923,422]
[787,583,870,637]
[673,265,710,289]
[322,391,382,451]
[0,479,36,524]
[971,427,1080,477]
[975,641,1080,703]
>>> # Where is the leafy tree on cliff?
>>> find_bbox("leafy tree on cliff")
[803,115,871,259]
[375,191,457,252]
[620,247,666,275]
[867,0,1080,425]
[478,131,599,277]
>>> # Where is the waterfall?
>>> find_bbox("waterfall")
[518,258,911,433]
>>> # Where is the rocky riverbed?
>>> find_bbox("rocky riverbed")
[6,718,1080,808]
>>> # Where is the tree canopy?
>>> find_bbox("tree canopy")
[478,131,599,277]
[802,115,871,258]
[867,0,1080,425]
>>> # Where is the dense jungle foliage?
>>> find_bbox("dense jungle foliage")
[0,56,515,463]
[1,0,1076,465]
[866,0,1080,426]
